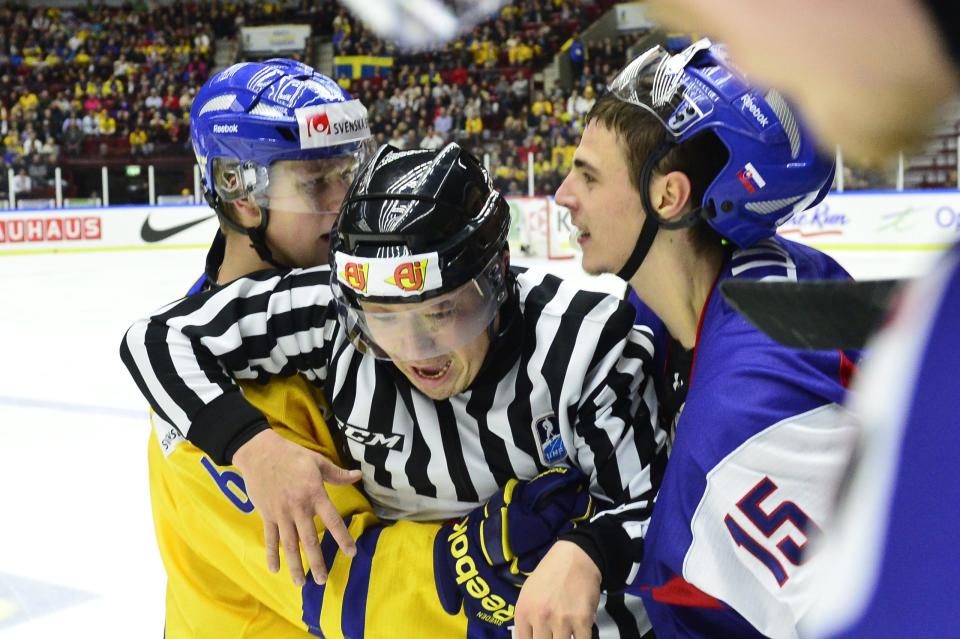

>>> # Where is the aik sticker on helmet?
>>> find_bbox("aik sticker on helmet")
[335,250,443,297]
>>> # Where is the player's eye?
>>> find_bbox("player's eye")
[427,308,456,322]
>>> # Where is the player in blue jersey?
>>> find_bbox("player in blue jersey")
[801,242,960,639]
[537,40,860,639]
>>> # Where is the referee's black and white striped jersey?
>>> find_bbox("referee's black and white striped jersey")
[121,265,667,635]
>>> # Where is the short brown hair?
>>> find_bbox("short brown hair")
[586,92,728,250]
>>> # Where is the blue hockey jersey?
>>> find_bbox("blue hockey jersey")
[626,237,860,639]
[804,242,960,638]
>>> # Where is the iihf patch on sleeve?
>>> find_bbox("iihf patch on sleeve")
[532,413,567,466]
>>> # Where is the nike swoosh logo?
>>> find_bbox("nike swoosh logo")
[140,214,216,243]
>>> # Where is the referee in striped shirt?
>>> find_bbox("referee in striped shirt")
[121,143,667,638]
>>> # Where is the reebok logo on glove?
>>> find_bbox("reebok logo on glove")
[446,518,515,626]
[434,466,593,631]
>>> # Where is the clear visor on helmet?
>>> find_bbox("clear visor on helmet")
[332,255,505,362]
[212,139,375,216]
[607,38,714,138]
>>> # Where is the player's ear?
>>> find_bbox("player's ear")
[231,196,263,229]
[650,170,693,224]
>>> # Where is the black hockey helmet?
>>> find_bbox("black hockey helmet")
[330,142,511,361]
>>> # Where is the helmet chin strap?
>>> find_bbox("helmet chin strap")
[615,209,659,282]
[615,141,705,282]
[205,190,288,269]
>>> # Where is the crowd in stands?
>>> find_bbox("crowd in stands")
[329,0,642,196]
[0,1,223,200]
[0,0,951,206]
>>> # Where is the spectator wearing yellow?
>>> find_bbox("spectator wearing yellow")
[494,157,518,183]
[74,48,91,66]
[501,4,521,20]
[581,84,597,113]
[535,156,553,176]
[18,91,39,112]
[465,112,483,136]
[469,38,497,66]
[531,91,553,118]
[23,46,41,66]
[129,126,150,156]
[102,78,124,97]
[74,79,98,99]
[511,40,534,65]
[174,40,192,57]
[4,130,22,157]
[551,97,572,128]
[418,65,442,87]
[98,109,117,135]
[551,135,576,172]
[397,64,415,87]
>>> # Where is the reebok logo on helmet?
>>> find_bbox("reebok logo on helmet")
[212,124,238,134]
[740,93,771,129]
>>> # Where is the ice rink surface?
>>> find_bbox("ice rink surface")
[0,243,945,637]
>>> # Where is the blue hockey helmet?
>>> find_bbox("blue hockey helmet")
[190,58,373,265]
[607,39,834,255]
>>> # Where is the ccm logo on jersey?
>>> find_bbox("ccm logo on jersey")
[446,519,515,626]
[342,424,404,450]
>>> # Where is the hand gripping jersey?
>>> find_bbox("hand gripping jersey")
[125,264,667,638]
[627,237,860,639]
[804,242,960,639]
[151,241,468,638]
[151,381,469,638]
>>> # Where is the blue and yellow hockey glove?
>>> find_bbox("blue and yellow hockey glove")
[433,466,594,631]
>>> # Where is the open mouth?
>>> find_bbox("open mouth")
[410,359,452,380]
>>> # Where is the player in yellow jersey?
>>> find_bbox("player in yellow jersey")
[152,59,591,638]
[151,58,463,638]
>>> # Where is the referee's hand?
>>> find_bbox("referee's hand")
[232,428,363,586]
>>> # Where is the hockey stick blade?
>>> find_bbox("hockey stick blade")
[719,279,904,350]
